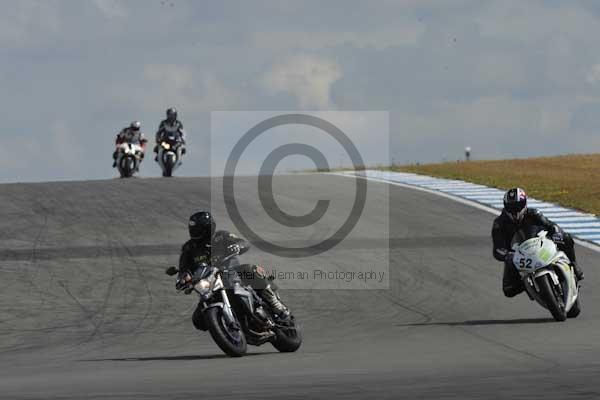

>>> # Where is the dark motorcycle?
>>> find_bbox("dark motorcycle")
[157,135,183,177]
[165,258,302,357]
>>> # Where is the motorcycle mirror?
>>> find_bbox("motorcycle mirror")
[165,266,178,276]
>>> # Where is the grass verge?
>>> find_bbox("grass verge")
[388,154,600,216]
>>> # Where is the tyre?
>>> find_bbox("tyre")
[192,305,207,331]
[162,153,175,177]
[567,298,581,318]
[205,307,247,357]
[162,163,173,177]
[536,274,567,322]
[271,317,302,353]
[120,157,134,178]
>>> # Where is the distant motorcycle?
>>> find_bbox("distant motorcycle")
[165,258,302,357]
[157,134,184,177]
[115,142,144,178]
[511,225,581,321]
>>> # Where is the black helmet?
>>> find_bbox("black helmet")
[189,211,215,241]
[166,107,177,121]
[503,188,527,223]
[130,121,141,131]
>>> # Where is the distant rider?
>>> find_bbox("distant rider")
[112,121,148,168]
[154,107,186,161]
[492,187,584,298]
[177,211,290,326]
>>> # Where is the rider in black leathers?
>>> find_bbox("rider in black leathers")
[177,211,290,328]
[154,107,186,161]
[492,188,584,298]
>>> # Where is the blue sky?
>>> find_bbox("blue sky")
[2,0,600,182]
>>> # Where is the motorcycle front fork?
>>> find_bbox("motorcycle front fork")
[220,289,240,329]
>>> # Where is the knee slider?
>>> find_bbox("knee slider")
[503,285,522,298]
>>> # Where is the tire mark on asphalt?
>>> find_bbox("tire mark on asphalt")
[456,324,560,367]
[0,236,490,261]
[56,280,100,333]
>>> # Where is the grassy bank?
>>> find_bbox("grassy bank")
[389,154,600,215]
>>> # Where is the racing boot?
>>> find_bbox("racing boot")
[572,261,584,281]
[560,234,583,281]
[259,285,290,321]
[112,151,117,168]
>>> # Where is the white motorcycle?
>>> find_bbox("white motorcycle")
[511,226,581,321]
[115,142,144,178]
[157,134,184,177]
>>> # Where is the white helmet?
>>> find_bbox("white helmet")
[130,121,141,131]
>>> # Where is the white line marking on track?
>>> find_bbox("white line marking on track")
[332,171,600,254]
[564,228,600,234]
[544,212,596,218]
[548,217,600,223]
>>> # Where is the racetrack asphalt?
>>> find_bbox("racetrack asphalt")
[1,174,599,399]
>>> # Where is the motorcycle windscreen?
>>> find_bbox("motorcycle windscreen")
[510,224,545,248]
[193,264,213,280]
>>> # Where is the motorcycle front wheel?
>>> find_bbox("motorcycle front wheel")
[536,274,567,322]
[120,156,135,178]
[162,153,175,177]
[205,307,247,357]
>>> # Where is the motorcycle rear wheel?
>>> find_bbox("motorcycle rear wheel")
[205,307,247,357]
[536,274,567,322]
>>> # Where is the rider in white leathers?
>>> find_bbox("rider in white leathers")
[112,121,148,168]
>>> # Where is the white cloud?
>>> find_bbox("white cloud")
[471,52,528,88]
[0,1,61,46]
[105,63,242,116]
[5,1,600,182]
[10,123,87,181]
[0,142,24,169]
[586,64,600,85]
[143,64,241,111]
[92,0,128,19]
[252,23,424,51]
[262,54,342,109]
[477,1,600,45]
[143,64,195,93]
[439,96,538,132]
[393,92,598,162]
[50,121,84,165]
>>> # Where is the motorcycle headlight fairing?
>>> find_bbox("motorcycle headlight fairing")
[195,279,211,296]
